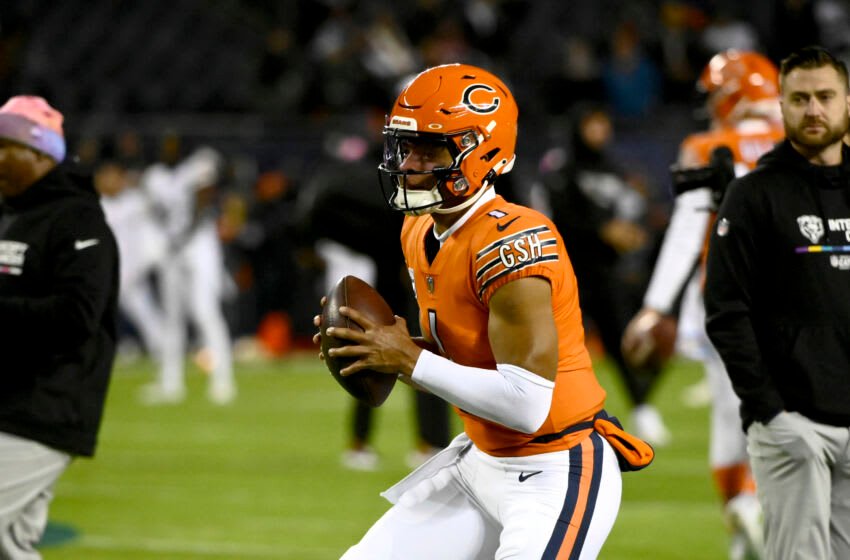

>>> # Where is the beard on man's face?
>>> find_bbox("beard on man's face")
[784,111,850,151]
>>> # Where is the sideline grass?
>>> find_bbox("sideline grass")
[43,353,727,559]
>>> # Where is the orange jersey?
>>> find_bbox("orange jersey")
[401,194,606,457]
[680,119,784,282]
[679,120,784,172]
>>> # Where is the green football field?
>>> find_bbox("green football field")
[42,352,729,559]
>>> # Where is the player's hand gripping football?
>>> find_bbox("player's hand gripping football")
[317,305,423,378]
[621,308,677,369]
[312,296,329,360]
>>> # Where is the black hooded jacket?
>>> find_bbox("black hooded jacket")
[705,140,850,431]
[545,114,640,281]
[0,162,119,456]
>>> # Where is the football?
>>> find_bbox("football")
[621,309,677,370]
[320,275,397,407]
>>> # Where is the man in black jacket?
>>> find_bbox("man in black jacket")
[0,96,119,559]
[705,46,850,560]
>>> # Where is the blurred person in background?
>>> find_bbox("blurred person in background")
[254,23,309,115]
[536,103,670,447]
[113,127,147,182]
[654,2,705,104]
[705,45,850,560]
[602,21,662,119]
[623,49,785,560]
[140,134,236,405]
[228,167,299,357]
[94,141,167,364]
[0,96,118,559]
[297,115,450,471]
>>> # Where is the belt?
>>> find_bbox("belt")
[531,409,655,472]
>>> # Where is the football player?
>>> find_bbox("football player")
[622,50,785,560]
[316,64,653,559]
[140,141,236,405]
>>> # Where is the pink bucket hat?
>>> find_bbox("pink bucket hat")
[0,96,65,162]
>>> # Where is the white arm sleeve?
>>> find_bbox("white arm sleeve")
[643,187,713,313]
[411,350,554,434]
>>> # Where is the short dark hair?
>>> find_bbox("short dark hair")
[779,45,850,91]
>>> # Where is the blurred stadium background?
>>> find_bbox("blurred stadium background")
[2,0,846,343]
[2,0,849,558]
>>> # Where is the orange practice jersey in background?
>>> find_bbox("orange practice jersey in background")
[681,120,784,258]
[401,195,606,457]
[679,120,785,171]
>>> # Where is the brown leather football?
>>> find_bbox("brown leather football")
[621,309,677,370]
[321,275,397,407]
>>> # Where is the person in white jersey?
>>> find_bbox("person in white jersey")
[140,137,235,405]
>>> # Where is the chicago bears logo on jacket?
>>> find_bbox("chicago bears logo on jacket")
[797,215,824,244]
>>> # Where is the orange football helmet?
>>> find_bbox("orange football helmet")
[698,50,779,124]
[379,63,518,215]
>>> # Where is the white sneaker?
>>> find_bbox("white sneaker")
[631,404,672,447]
[138,383,186,405]
[341,448,379,472]
[726,493,765,560]
[208,383,236,405]
[682,376,712,408]
[729,532,748,560]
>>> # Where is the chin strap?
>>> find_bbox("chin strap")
[397,167,501,216]
[432,181,492,215]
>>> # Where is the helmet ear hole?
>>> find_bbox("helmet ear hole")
[481,148,500,162]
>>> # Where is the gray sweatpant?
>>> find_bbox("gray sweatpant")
[747,411,850,560]
[0,432,70,560]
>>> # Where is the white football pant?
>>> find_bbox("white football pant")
[342,432,622,559]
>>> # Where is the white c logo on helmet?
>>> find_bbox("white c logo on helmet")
[462,84,500,114]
